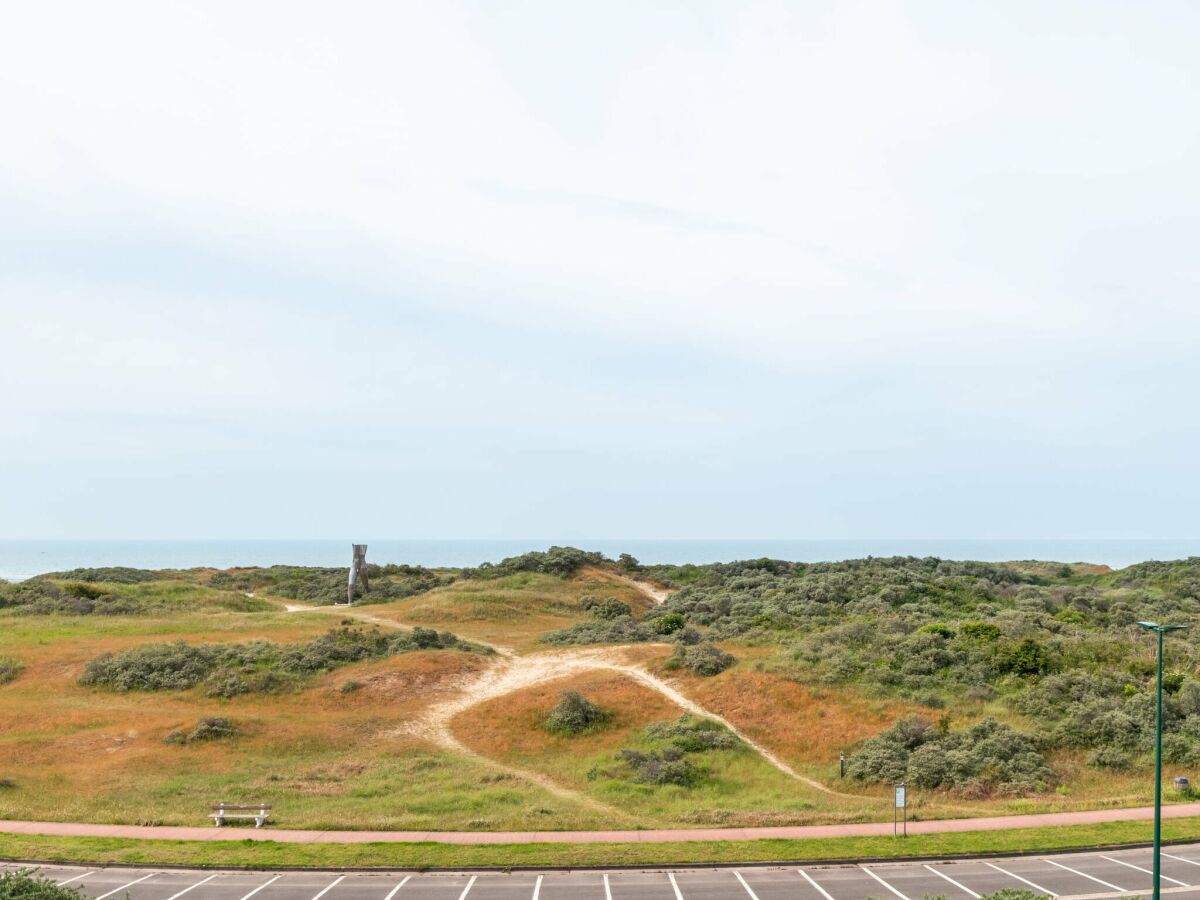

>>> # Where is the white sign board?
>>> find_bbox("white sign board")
[894,784,906,809]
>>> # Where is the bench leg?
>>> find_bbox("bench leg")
[214,818,224,827]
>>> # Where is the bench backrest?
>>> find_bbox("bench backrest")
[212,803,272,811]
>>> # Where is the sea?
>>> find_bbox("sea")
[1,538,1198,582]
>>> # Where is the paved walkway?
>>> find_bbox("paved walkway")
[2,804,1198,845]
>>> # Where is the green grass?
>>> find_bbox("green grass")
[0,816,1197,869]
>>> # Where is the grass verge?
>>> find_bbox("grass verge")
[1,817,1197,869]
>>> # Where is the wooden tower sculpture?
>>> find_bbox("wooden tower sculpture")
[345,544,369,605]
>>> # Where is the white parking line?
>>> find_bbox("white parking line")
[798,868,836,900]
[985,862,1057,896]
[239,874,281,900]
[382,876,411,900]
[1102,855,1189,887]
[95,873,156,900]
[667,872,684,900]
[164,873,220,900]
[312,875,345,900]
[1042,858,1127,892]
[532,874,542,900]
[860,866,910,900]
[55,872,94,886]
[457,875,477,900]
[734,871,761,900]
[1165,852,1200,868]
[603,873,613,900]
[923,864,981,898]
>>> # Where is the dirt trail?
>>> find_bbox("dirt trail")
[583,567,674,605]
[398,645,850,800]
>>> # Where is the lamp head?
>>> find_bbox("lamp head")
[1136,621,1187,633]
[1137,621,1161,631]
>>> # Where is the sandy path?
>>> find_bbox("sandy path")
[399,645,850,801]
[583,568,674,605]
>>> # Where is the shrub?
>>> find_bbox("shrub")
[848,716,1054,794]
[0,657,23,685]
[996,638,1060,676]
[0,869,89,900]
[644,715,739,752]
[45,567,161,584]
[188,717,235,741]
[650,613,685,635]
[1087,747,1133,770]
[582,597,632,620]
[617,748,702,786]
[673,626,703,646]
[0,778,16,789]
[544,691,610,736]
[340,680,362,694]
[668,643,735,676]
[80,626,486,693]
[540,616,650,646]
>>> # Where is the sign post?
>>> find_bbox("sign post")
[894,782,907,837]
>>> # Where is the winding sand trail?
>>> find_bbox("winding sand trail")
[281,589,858,813]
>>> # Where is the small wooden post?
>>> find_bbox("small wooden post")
[346,544,369,605]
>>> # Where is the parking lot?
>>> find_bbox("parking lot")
[9,842,1200,900]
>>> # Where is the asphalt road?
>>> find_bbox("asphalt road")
[9,842,1200,900]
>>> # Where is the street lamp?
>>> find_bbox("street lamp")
[1137,620,1187,900]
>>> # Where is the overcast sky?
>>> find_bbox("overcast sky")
[2,1,1199,540]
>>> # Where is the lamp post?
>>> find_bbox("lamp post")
[1137,620,1186,900]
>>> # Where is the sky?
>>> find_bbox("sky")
[2,1,1199,540]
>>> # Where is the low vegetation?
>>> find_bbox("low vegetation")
[543,691,610,736]
[0,870,87,900]
[79,626,488,695]
[0,657,22,685]
[164,716,237,745]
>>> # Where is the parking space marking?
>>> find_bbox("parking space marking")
[457,875,477,900]
[1102,855,1189,887]
[798,869,836,900]
[985,862,1057,896]
[55,872,94,886]
[532,874,543,900]
[165,873,221,900]
[667,872,684,900]
[733,871,760,900]
[1165,852,1200,868]
[312,875,346,900]
[95,873,156,900]
[602,874,612,900]
[923,865,981,898]
[1042,858,1128,892]
[382,876,411,900]
[860,867,910,900]
[239,874,282,900]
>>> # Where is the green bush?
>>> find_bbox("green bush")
[617,748,701,786]
[650,613,685,634]
[189,717,235,741]
[0,657,23,685]
[466,547,609,579]
[848,716,1054,795]
[544,691,610,736]
[80,626,487,693]
[0,869,88,900]
[668,642,735,676]
[582,597,633,620]
[643,715,739,752]
[540,616,650,646]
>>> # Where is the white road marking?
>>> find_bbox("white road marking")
[531,874,542,900]
[95,873,156,900]
[457,875,477,900]
[734,871,761,900]
[382,876,411,900]
[1042,858,1127,892]
[1102,855,1189,887]
[55,872,94,886]
[312,875,346,900]
[985,862,1058,896]
[603,873,613,900]
[667,871,684,900]
[798,868,836,900]
[1164,852,1200,868]
[923,864,981,898]
[239,874,282,900]
[164,873,220,900]
[860,866,910,900]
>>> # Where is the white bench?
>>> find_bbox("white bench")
[210,802,271,827]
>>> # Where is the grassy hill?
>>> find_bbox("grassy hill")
[0,549,1197,832]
